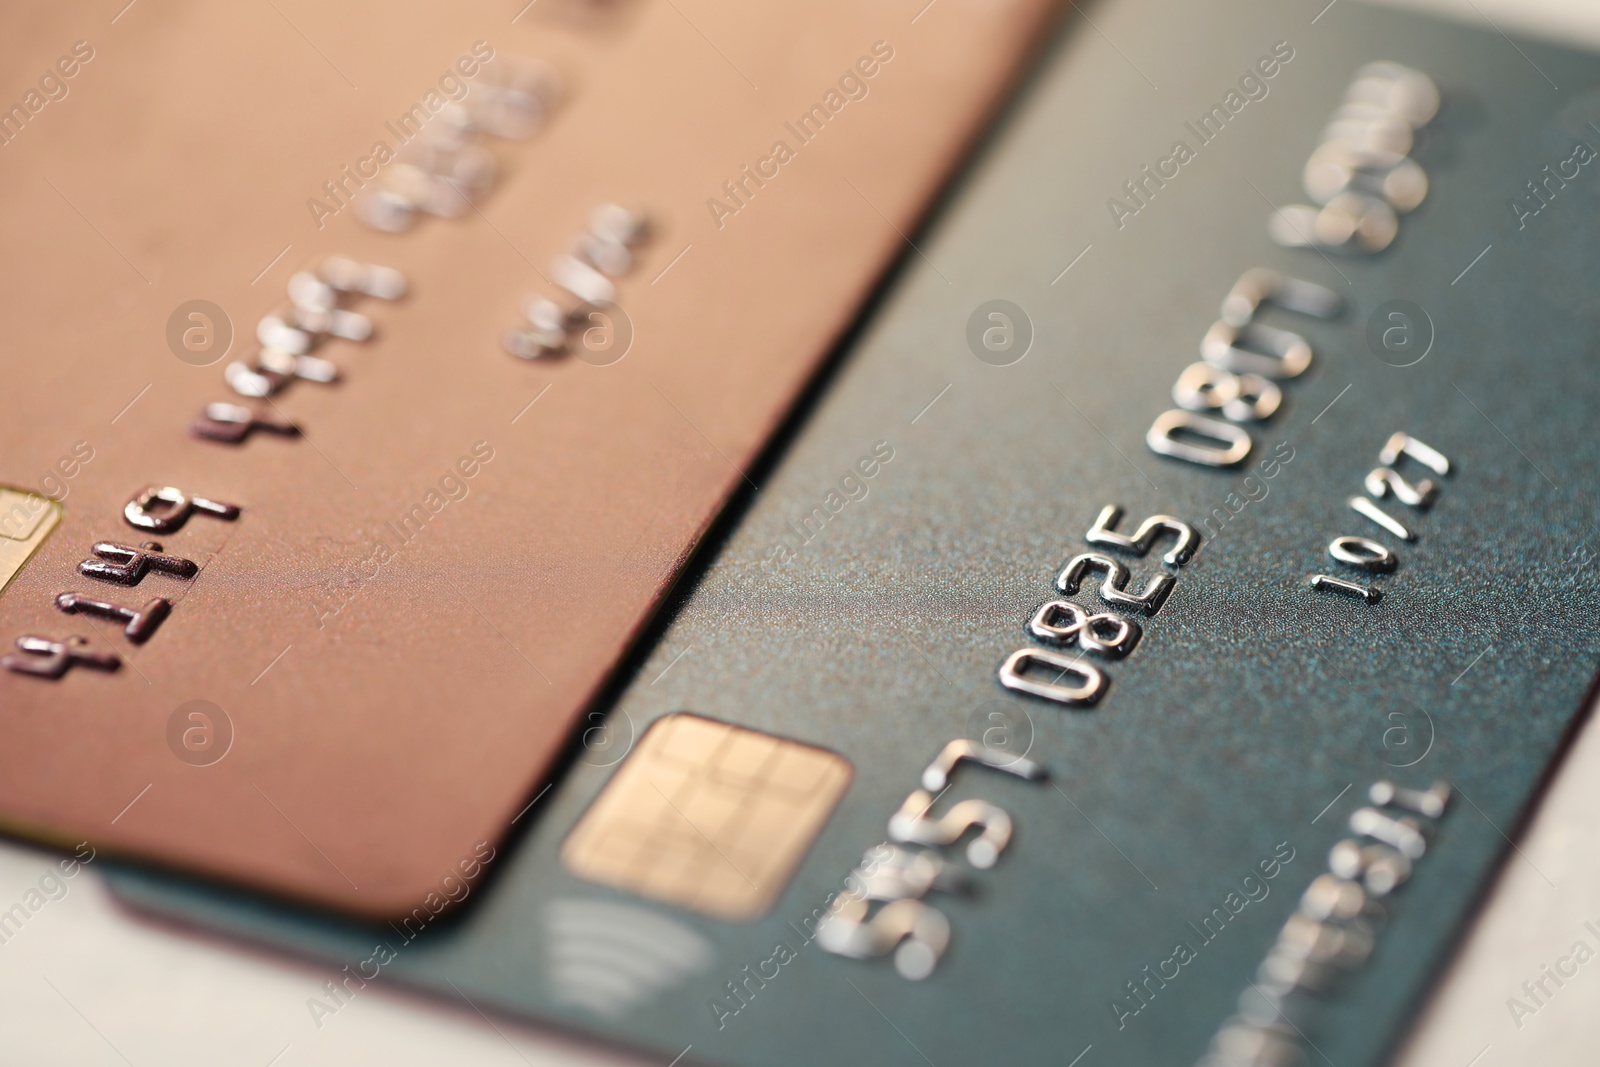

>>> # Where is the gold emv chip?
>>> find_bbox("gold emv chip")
[0,488,61,595]
[562,714,852,921]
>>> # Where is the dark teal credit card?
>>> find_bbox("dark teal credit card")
[107,2,1600,1065]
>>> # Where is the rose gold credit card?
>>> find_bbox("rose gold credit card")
[0,0,1050,916]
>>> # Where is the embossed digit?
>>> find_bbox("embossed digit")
[1086,505,1199,567]
[1172,362,1281,423]
[1378,432,1450,477]
[815,897,951,981]
[1056,553,1173,615]
[1201,320,1313,379]
[919,739,1044,792]
[998,648,1107,705]
[1146,409,1252,469]
[1026,600,1139,659]
[888,790,1013,870]
[1364,467,1436,509]
[1219,269,1342,326]
[1328,536,1396,573]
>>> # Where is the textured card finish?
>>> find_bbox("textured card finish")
[108,3,1600,1067]
[0,0,1050,914]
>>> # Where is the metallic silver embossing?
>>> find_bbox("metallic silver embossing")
[888,791,1013,870]
[1201,319,1313,379]
[1378,431,1451,476]
[919,738,1045,793]
[997,647,1107,705]
[1055,552,1174,614]
[1368,779,1450,819]
[1348,496,1414,542]
[1146,409,1252,468]
[1364,466,1437,508]
[1087,504,1200,567]
[1309,573,1382,604]
[1027,600,1140,659]
[1327,535,1397,573]
[1173,361,1282,422]
[1220,268,1343,327]
[815,897,950,982]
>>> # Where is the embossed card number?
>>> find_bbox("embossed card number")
[999,505,1199,707]
[818,740,1046,980]
[3,484,240,678]
[1147,269,1339,469]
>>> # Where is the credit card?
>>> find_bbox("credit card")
[0,0,1051,915]
[107,1,1600,1066]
